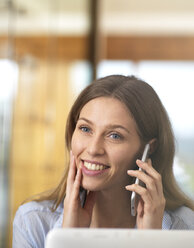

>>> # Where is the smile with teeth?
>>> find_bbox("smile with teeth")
[84,161,109,171]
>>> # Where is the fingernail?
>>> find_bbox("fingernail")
[127,170,133,173]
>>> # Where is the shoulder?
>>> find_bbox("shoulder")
[15,200,59,215]
[13,200,64,248]
[167,206,194,230]
[14,200,63,227]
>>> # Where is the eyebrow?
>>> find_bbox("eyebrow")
[78,117,130,134]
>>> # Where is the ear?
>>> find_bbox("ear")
[148,138,158,155]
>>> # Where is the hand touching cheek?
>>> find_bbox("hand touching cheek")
[62,151,96,228]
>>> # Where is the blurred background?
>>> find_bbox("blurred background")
[0,0,194,247]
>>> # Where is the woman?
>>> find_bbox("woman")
[13,75,194,248]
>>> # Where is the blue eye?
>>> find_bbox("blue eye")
[110,133,122,140]
[80,126,91,133]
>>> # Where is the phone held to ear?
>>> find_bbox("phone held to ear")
[130,143,150,217]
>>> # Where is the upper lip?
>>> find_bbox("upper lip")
[82,159,110,167]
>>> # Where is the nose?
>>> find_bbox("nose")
[87,135,105,156]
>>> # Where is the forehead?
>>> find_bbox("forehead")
[79,97,136,129]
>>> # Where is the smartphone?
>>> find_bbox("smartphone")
[79,187,87,208]
[130,143,150,216]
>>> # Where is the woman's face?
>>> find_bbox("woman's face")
[71,97,142,191]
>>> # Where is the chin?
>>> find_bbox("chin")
[81,179,105,192]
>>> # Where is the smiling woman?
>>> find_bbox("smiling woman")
[12,75,194,248]
[71,97,141,193]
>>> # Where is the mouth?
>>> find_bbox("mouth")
[82,160,110,171]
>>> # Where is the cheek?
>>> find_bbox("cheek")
[71,131,87,157]
[71,132,80,155]
[111,146,140,171]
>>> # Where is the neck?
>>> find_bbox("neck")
[90,185,136,228]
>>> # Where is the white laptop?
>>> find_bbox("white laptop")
[45,228,194,248]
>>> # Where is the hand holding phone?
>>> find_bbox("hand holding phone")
[130,143,150,216]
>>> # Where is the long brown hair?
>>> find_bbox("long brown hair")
[33,75,194,211]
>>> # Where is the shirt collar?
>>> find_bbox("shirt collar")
[162,210,173,229]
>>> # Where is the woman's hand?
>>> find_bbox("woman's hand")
[62,152,96,228]
[126,159,166,229]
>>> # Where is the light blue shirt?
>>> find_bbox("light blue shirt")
[12,200,194,248]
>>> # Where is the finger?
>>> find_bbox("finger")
[136,159,164,195]
[147,159,164,196]
[127,170,158,200]
[66,151,77,194]
[125,184,152,207]
[71,167,82,201]
[137,198,144,217]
